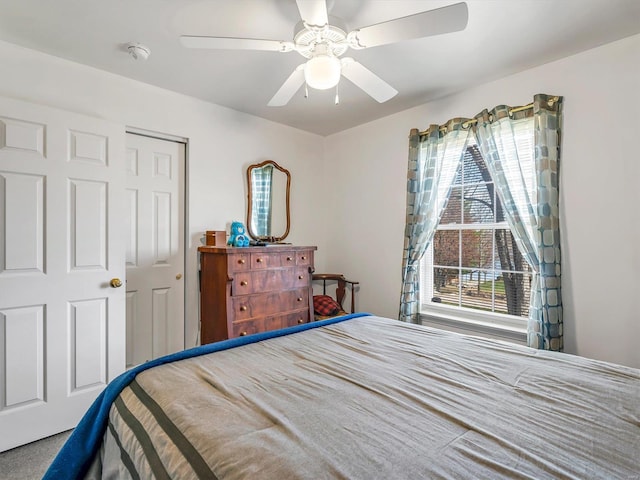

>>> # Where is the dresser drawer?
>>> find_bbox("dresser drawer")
[231,318,265,338]
[250,251,298,269]
[231,288,309,320]
[250,252,279,269]
[264,309,309,332]
[296,250,312,266]
[289,289,309,308]
[280,309,310,327]
[292,268,311,287]
[232,268,311,295]
[228,253,250,272]
[232,274,253,295]
[282,252,296,266]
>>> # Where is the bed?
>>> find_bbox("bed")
[45,314,640,479]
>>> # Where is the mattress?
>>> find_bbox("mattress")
[46,314,640,479]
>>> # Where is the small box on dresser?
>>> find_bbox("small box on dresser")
[198,245,317,344]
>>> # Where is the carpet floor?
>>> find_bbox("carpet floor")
[0,430,72,480]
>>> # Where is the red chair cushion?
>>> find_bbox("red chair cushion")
[313,295,342,316]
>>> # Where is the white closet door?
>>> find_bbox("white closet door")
[125,133,185,367]
[0,96,126,451]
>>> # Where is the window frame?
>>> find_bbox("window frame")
[418,140,530,340]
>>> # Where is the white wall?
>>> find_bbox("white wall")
[324,33,640,368]
[0,40,327,348]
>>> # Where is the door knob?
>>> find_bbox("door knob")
[110,278,123,288]
[176,273,183,280]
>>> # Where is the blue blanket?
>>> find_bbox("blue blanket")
[44,313,369,479]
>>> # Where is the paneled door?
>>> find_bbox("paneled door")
[0,97,126,451]
[124,133,185,367]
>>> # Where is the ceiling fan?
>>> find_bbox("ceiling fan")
[180,1,468,106]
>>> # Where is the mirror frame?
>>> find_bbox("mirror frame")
[246,160,291,242]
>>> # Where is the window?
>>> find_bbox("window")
[420,131,533,328]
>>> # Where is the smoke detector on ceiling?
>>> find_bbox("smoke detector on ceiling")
[127,43,151,61]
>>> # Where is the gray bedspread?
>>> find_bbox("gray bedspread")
[92,316,640,479]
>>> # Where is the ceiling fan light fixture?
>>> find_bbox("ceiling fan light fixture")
[304,54,341,90]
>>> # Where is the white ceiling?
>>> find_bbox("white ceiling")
[0,0,638,136]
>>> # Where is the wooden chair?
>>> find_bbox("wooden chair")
[312,273,359,320]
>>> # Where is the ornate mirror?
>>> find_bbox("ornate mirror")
[246,160,290,242]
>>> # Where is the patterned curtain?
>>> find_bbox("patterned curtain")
[251,165,273,237]
[474,94,563,350]
[399,120,472,323]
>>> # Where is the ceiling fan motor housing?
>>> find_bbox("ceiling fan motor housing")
[293,17,349,59]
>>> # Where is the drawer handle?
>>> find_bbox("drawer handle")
[256,258,263,263]
[297,297,303,302]
[301,256,306,260]
[286,256,293,261]
[238,259,245,265]
[298,275,304,280]
[297,318,304,324]
[240,280,248,286]
[239,331,247,336]
[240,306,247,311]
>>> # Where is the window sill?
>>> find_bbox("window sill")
[420,305,527,345]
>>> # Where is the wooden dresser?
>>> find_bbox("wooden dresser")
[198,245,317,344]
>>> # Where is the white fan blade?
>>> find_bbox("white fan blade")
[268,65,306,107]
[348,2,468,49]
[180,35,293,52]
[340,58,398,103]
[296,0,329,27]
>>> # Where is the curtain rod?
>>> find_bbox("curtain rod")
[418,102,534,136]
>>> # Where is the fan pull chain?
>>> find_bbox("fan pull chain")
[304,84,309,99]
[335,84,340,105]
